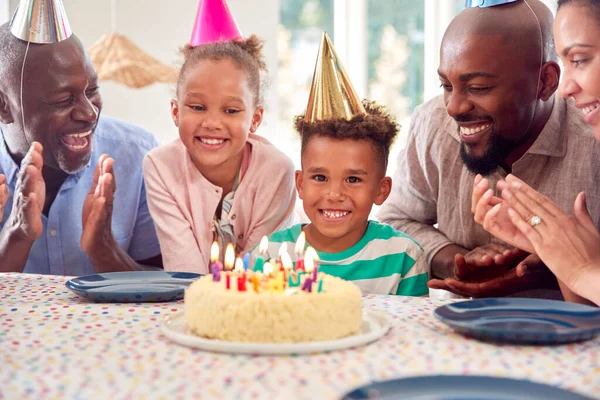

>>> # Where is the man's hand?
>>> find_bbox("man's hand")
[7,142,45,241]
[429,253,553,298]
[81,154,117,256]
[428,243,537,297]
[0,174,9,222]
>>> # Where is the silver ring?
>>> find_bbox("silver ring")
[529,215,542,227]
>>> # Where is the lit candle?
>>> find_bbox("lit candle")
[235,257,246,291]
[242,253,250,271]
[263,261,274,276]
[251,273,260,293]
[305,247,320,281]
[224,243,235,271]
[267,278,278,293]
[225,272,231,290]
[210,241,222,282]
[288,271,304,288]
[318,279,323,292]
[301,276,313,292]
[276,271,285,293]
[295,231,306,271]
[254,236,268,272]
[278,243,287,261]
[281,250,292,282]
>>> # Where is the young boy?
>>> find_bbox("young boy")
[250,33,427,296]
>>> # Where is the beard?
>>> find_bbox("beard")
[52,135,93,174]
[56,148,92,174]
[459,125,516,176]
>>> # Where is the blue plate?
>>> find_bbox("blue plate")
[66,271,202,302]
[341,375,593,400]
[434,298,600,345]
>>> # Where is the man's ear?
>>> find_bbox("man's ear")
[0,91,14,125]
[374,176,392,206]
[170,99,180,127]
[538,61,560,101]
[295,170,304,200]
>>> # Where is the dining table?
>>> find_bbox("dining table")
[1,272,599,400]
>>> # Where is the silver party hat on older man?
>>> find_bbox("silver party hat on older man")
[10,0,72,43]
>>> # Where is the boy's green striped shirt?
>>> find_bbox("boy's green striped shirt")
[250,221,428,296]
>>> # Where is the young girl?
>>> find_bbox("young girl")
[143,32,296,273]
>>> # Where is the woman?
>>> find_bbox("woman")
[472,0,600,306]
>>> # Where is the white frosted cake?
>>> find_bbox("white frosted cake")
[184,272,363,343]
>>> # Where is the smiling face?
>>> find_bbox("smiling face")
[296,136,391,253]
[438,33,542,175]
[172,58,263,175]
[3,36,101,173]
[555,4,600,140]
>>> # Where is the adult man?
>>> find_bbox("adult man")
[378,0,600,297]
[0,22,162,275]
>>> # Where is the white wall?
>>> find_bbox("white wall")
[1,0,9,24]
[8,0,279,144]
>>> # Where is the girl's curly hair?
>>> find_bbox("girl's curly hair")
[177,35,266,105]
[295,100,399,171]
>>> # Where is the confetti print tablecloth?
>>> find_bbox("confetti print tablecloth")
[1,273,599,400]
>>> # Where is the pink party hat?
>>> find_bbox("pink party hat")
[190,0,243,46]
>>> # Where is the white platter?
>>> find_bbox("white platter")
[161,309,390,355]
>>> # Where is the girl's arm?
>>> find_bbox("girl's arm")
[241,160,296,254]
[143,156,208,274]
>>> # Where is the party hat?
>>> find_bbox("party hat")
[10,0,72,44]
[190,0,242,46]
[304,32,365,122]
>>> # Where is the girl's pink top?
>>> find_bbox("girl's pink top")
[143,134,297,273]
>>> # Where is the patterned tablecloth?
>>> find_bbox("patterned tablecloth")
[1,273,599,400]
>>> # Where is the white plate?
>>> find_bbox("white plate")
[161,309,390,355]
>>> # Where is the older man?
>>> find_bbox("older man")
[0,22,162,275]
[378,0,600,298]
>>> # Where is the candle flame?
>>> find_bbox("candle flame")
[278,243,288,257]
[224,243,235,270]
[304,247,319,272]
[295,231,306,254]
[235,257,244,273]
[259,236,269,254]
[281,251,293,271]
[263,261,274,275]
[210,241,219,262]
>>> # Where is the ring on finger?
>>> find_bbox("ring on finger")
[529,215,542,227]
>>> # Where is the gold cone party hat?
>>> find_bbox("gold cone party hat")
[304,32,365,122]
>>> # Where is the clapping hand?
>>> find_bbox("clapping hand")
[471,174,535,253]
[0,174,8,222]
[81,154,117,257]
[8,142,45,241]
[500,175,600,296]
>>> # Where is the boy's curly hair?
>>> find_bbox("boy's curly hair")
[295,100,399,172]
[177,35,267,105]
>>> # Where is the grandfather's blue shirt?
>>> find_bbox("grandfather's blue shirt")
[0,116,162,275]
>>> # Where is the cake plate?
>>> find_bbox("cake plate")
[161,309,390,355]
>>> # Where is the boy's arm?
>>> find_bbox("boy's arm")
[394,245,429,296]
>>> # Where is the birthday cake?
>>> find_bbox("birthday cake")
[184,271,363,343]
